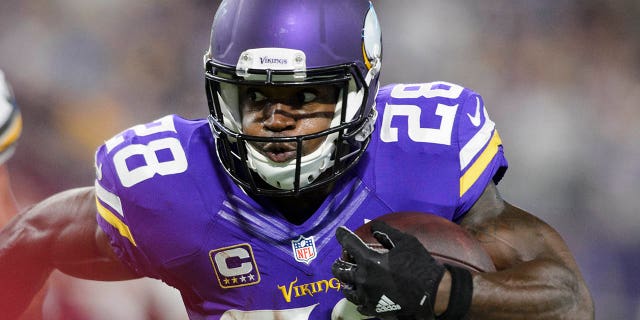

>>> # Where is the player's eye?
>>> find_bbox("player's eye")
[248,89,267,103]
[298,90,317,104]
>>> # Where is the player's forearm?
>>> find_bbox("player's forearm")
[469,258,594,320]
[0,213,55,319]
[0,165,18,225]
[0,188,102,318]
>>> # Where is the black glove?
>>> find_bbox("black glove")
[332,220,445,319]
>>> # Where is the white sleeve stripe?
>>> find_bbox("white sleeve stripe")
[459,103,495,170]
[95,181,124,217]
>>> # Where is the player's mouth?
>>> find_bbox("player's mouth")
[260,143,297,163]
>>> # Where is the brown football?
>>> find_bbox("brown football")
[349,211,495,273]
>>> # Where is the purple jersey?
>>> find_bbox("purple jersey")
[95,82,507,319]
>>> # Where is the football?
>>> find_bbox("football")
[350,211,496,273]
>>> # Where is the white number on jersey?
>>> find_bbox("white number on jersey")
[104,116,188,188]
[380,82,464,145]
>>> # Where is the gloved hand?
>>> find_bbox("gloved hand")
[332,220,445,319]
[0,70,22,165]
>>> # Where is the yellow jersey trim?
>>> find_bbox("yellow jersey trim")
[95,198,137,246]
[460,131,502,197]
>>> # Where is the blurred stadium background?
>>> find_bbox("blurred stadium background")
[1,0,638,319]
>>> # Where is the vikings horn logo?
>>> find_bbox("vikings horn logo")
[362,3,382,71]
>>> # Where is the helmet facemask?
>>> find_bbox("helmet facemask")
[205,52,378,196]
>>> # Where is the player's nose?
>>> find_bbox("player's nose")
[263,103,296,132]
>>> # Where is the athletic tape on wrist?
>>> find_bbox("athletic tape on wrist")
[436,265,473,320]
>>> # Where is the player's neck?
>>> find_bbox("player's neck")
[254,184,333,225]
[275,196,325,225]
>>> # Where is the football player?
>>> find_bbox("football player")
[0,1,593,319]
[0,69,22,226]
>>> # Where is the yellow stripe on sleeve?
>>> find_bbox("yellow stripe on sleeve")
[460,131,502,197]
[95,198,137,246]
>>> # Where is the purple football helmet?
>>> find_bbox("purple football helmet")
[204,0,382,196]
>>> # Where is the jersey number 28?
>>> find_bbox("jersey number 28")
[104,116,188,188]
[380,82,463,145]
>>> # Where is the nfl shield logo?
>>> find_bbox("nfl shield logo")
[291,235,317,264]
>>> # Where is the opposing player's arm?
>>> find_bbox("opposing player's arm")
[0,186,139,319]
[459,182,594,319]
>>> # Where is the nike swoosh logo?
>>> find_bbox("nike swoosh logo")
[467,96,482,127]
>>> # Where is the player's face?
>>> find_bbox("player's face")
[240,84,339,163]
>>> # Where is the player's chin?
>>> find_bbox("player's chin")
[300,136,329,155]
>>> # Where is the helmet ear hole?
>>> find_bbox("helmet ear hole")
[308,175,314,183]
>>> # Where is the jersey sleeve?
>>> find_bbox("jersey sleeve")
[369,82,507,222]
[95,138,157,278]
[454,91,508,219]
[94,114,189,278]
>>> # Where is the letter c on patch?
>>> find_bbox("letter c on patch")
[214,247,253,277]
